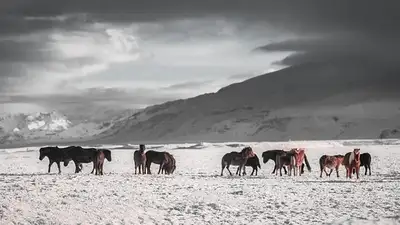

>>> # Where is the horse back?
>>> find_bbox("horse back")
[145,150,166,164]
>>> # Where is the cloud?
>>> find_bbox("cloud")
[1,0,400,114]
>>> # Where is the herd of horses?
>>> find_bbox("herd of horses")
[38,144,176,175]
[221,147,371,179]
[38,144,371,179]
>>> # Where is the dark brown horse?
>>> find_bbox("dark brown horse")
[353,153,372,176]
[161,152,176,175]
[145,150,172,174]
[261,150,288,174]
[94,149,112,175]
[275,151,296,176]
[220,147,255,176]
[134,144,147,174]
[39,146,72,174]
[63,146,98,173]
[236,154,261,176]
[319,154,345,178]
[343,148,361,179]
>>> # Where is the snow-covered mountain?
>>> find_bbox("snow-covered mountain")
[95,62,400,144]
[0,111,110,145]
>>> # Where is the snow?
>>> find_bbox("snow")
[0,140,399,224]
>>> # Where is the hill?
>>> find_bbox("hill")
[94,62,400,143]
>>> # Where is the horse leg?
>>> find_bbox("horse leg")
[283,166,288,175]
[101,162,104,175]
[272,162,277,174]
[328,169,333,177]
[226,165,233,176]
[336,166,340,178]
[368,164,371,176]
[235,166,240,175]
[356,166,360,179]
[56,162,61,174]
[242,166,246,176]
[364,165,368,175]
[158,163,163,174]
[320,166,323,178]
[48,161,54,173]
[250,167,255,176]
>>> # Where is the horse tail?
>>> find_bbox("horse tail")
[319,155,325,172]
[304,154,312,172]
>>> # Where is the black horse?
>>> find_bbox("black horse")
[261,149,305,175]
[63,146,98,173]
[353,152,372,176]
[39,146,72,174]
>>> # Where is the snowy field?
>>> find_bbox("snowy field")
[0,140,400,225]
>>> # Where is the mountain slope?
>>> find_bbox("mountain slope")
[95,62,400,143]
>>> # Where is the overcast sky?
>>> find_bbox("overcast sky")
[1,0,399,114]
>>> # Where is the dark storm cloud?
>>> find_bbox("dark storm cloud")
[1,0,400,90]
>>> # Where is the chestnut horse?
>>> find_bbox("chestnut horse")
[343,148,361,179]
[289,148,312,176]
[220,147,255,176]
[319,154,345,178]
[134,144,147,174]
[94,149,112,175]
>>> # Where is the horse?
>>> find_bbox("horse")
[94,149,112,175]
[236,154,261,176]
[261,149,306,175]
[319,154,345,178]
[289,148,312,176]
[134,144,147,174]
[39,146,72,174]
[261,150,288,174]
[343,148,361,179]
[275,151,296,176]
[145,150,172,174]
[353,153,372,176]
[63,146,98,173]
[220,147,255,176]
[161,152,176,175]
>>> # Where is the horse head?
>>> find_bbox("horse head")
[103,149,112,161]
[241,147,255,158]
[353,148,361,162]
[261,152,269,163]
[39,147,53,160]
[63,158,71,167]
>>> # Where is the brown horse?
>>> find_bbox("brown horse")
[275,152,296,176]
[220,147,255,176]
[319,154,345,178]
[289,148,312,176]
[145,150,172,174]
[236,154,261,176]
[134,144,147,174]
[343,148,361,179]
[161,152,176,175]
[94,149,112,175]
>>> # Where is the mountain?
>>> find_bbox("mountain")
[95,62,400,143]
[0,111,107,145]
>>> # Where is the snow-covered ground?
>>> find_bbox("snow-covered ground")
[0,140,399,225]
